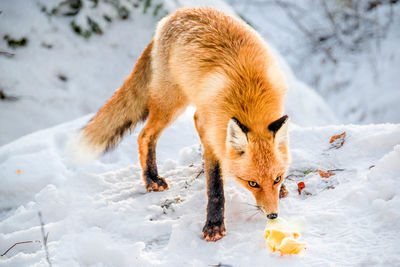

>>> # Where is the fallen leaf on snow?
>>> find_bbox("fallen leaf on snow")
[318,170,335,178]
[329,132,346,149]
[297,182,305,195]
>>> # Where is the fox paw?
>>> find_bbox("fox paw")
[279,183,289,198]
[202,222,226,242]
[146,177,169,192]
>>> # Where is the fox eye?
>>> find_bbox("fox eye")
[274,176,281,185]
[248,181,260,188]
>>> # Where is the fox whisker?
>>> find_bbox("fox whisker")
[237,208,259,214]
[247,210,263,221]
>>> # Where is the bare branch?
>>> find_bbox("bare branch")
[274,0,314,39]
[322,0,343,45]
[1,240,41,257]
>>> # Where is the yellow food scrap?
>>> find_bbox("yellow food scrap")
[264,218,307,255]
[278,237,307,255]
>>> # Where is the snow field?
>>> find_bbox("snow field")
[1,113,399,266]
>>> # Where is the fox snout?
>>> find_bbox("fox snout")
[267,213,278,220]
[257,196,279,219]
[258,205,278,219]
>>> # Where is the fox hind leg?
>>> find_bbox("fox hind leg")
[138,121,168,192]
[137,85,188,192]
[194,112,226,241]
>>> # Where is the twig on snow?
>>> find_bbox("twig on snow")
[195,168,205,179]
[1,240,41,257]
[0,51,15,57]
[208,264,233,267]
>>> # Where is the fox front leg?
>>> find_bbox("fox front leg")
[202,158,226,242]
[193,112,226,241]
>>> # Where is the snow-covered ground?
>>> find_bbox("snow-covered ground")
[1,0,400,266]
[1,112,399,266]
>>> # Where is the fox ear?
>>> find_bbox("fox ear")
[226,117,249,154]
[268,115,289,145]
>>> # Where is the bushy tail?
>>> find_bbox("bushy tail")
[69,41,153,162]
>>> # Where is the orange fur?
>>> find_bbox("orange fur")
[151,8,290,214]
[77,7,290,240]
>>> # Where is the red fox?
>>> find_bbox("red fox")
[71,7,290,242]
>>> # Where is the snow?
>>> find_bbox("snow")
[1,0,400,266]
[1,113,399,266]
[163,0,236,16]
[0,0,158,145]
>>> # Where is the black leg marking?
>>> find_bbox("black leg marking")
[144,139,168,191]
[203,159,226,241]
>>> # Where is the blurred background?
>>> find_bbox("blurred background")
[1,0,399,146]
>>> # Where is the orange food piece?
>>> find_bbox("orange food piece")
[318,170,335,178]
[264,219,307,255]
[278,237,307,255]
[265,229,289,252]
[16,169,22,174]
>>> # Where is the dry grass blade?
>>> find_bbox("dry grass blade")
[38,212,52,267]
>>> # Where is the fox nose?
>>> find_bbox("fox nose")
[267,213,278,220]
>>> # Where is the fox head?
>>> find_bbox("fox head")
[225,115,290,219]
